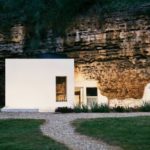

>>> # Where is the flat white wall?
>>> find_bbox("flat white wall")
[5,59,74,112]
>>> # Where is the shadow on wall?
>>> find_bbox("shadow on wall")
[0,69,5,107]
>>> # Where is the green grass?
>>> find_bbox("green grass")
[0,119,68,150]
[73,117,150,150]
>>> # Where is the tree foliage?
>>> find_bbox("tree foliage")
[0,0,149,50]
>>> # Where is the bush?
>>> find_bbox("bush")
[90,103,110,113]
[113,106,126,112]
[55,103,150,113]
[55,107,73,113]
[74,105,89,113]
[74,105,82,113]
[139,102,150,112]
[113,106,131,112]
[81,105,89,113]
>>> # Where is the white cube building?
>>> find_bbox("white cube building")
[3,59,74,112]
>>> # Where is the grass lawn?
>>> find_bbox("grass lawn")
[73,116,150,150]
[0,119,68,150]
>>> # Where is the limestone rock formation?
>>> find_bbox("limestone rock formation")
[63,14,150,100]
[1,10,150,102]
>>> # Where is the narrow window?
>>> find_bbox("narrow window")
[56,77,67,102]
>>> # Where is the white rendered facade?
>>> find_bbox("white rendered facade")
[3,59,74,112]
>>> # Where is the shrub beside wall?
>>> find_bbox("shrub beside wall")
[139,102,150,112]
[55,107,74,113]
[74,105,89,113]
[55,102,150,113]
[90,103,110,113]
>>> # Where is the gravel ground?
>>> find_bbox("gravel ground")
[0,112,150,150]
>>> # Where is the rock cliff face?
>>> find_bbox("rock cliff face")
[0,25,24,53]
[1,11,150,102]
[62,14,150,100]
[0,25,25,70]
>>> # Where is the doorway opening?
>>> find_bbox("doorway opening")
[75,87,83,106]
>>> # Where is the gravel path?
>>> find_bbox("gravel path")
[0,112,150,150]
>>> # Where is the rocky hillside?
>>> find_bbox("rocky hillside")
[63,12,150,100]
[0,1,150,103]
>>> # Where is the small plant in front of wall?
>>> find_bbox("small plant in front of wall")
[74,105,89,113]
[90,103,110,113]
[55,107,74,113]
[73,105,82,113]
[139,102,150,112]
[112,106,131,113]
[55,102,150,113]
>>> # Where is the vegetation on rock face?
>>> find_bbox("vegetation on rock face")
[0,0,94,49]
[0,0,150,50]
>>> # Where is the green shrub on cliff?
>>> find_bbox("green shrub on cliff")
[0,0,150,49]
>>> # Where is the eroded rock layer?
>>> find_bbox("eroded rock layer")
[64,14,150,100]
[1,11,150,101]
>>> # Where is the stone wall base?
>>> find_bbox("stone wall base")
[1,107,39,112]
